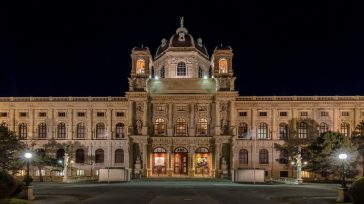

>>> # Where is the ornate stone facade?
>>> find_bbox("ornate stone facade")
[1,20,363,179]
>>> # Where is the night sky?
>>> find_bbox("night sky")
[1,1,363,97]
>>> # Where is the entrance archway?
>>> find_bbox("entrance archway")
[152,147,167,176]
[195,147,211,176]
[174,147,188,175]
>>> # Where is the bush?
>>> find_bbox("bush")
[349,177,364,204]
[0,171,18,199]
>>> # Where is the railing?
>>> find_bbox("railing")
[236,96,364,101]
[270,177,298,184]
[0,96,127,102]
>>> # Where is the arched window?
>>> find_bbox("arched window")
[341,122,350,136]
[175,118,187,136]
[198,67,203,78]
[160,67,165,78]
[96,123,105,139]
[259,149,269,164]
[57,123,66,138]
[176,62,187,76]
[115,123,125,138]
[239,149,248,165]
[154,118,165,136]
[136,59,145,74]
[279,149,288,164]
[76,123,85,138]
[279,123,288,139]
[115,149,124,163]
[56,149,65,160]
[298,122,308,138]
[196,118,208,136]
[19,123,27,138]
[319,122,329,134]
[38,123,47,138]
[238,122,248,138]
[257,123,268,139]
[95,149,104,163]
[218,58,228,73]
[75,149,85,163]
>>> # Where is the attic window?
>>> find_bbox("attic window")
[218,58,228,73]
[178,32,185,41]
[136,59,145,74]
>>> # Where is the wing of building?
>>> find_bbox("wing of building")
[1,19,363,180]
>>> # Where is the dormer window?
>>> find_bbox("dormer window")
[177,62,187,76]
[219,58,228,73]
[136,59,145,74]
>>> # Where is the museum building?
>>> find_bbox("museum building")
[1,19,363,180]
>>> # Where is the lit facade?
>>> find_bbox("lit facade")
[1,20,364,179]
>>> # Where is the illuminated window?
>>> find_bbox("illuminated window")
[218,58,228,73]
[115,149,124,163]
[76,123,85,138]
[259,149,269,164]
[298,122,308,138]
[196,118,208,136]
[95,149,104,163]
[19,123,27,138]
[136,59,145,74]
[175,118,187,136]
[319,122,329,134]
[115,123,125,138]
[96,123,105,139]
[76,169,84,176]
[38,123,47,138]
[341,122,350,136]
[154,118,165,136]
[239,149,248,164]
[279,123,288,139]
[57,123,66,138]
[257,123,268,139]
[177,62,187,76]
[238,122,248,138]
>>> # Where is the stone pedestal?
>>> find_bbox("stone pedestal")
[297,178,303,184]
[22,185,35,200]
[167,169,173,176]
[336,187,350,202]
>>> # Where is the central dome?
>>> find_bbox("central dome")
[155,18,209,59]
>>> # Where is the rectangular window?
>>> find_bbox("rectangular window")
[198,106,207,111]
[76,169,85,176]
[58,112,66,117]
[321,111,329,117]
[55,171,64,176]
[300,112,308,117]
[0,112,8,117]
[39,112,47,117]
[156,106,164,111]
[19,112,27,117]
[280,171,288,178]
[177,106,186,111]
[342,112,350,116]
[77,112,85,117]
[116,112,124,117]
[279,112,287,117]
[259,112,267,117]
[97,112,105,117]
[239,112,247,117]
[35,170,46,176]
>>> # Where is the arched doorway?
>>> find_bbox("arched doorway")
[195,147,210,176]
[152,147,167,176]
[174,147,188,175]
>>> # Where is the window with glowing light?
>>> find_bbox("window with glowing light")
[196,118,208,136]
[257,122,268,139]
[154,118,165,136]
[341,122,350,136]
[175,118,187,136]
[177,62,187,76]
[218,58,228,73]
[136,59,145,74]
[319,122,329,134]
[298,122,308,138]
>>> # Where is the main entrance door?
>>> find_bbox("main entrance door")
[174,147,188,175]
[152,147,167,176]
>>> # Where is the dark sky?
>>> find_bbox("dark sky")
[1,1,363,97]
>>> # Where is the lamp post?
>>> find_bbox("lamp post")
[337,153,349,202]
[23,152,34,200]
[24,152,32,186]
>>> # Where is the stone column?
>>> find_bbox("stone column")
[215,102,221,135]
[189,103,195,136]
[128,101,133,135]
[168,103,173,136]
[251,109,257,139]
[354,107,360,127]
[189,148,195,177]
[107,109,112,139]
[229,101,236,136]
[30,109,34,139]
[167,144,173,176]
[142,102,148,135]
[88,109,93,139]
[68,109,73,140]
[272,108,277,140]
[215,143,221,177]
[10,109,15,132]
[333,108,339,132]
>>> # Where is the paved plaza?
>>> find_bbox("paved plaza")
[31,180,339,204]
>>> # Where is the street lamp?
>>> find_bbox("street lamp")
[338,153,347,188]
[24,152,32,186]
